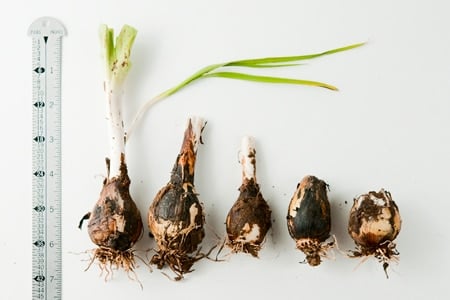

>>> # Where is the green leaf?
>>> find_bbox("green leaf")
[99,24,137,86]
[125,41,365,140]
[226,62,303,68]
[203,71,338,90]
[99,25,115,78]
[152,42,364,98]
[226,42,365,67]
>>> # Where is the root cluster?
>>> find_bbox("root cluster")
[349,240,399,278]
[85,247,141,284]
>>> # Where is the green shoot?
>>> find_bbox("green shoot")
[100,24,137,177]
[100,24,137,88]
[203,72,338,90]
[125,41,364,140]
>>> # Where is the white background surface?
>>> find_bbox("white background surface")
[2,0,450,299]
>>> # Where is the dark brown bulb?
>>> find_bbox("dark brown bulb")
[225,136,271,257]
[147,117,206,280]
[286,175,334,266]
[79,154,143,272]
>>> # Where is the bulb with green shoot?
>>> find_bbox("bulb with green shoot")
[79,25,143,277]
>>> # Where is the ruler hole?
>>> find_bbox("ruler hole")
[42,20,50,27]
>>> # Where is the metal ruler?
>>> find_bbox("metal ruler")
[29,17,66,300]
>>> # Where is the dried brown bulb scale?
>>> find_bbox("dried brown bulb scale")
[286,175,334,266]
[348,189,401,277]
[225,136,272,257]
[79,154,143,273]
[147,117,207,280]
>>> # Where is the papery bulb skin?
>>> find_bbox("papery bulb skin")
[348,189,401,277]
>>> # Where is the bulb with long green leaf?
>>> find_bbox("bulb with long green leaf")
[79,25,143,276]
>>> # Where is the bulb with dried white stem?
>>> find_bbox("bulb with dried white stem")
[225,136,271,257]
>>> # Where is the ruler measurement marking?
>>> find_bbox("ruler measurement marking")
[29,17,66,300]
[43,35,48,295]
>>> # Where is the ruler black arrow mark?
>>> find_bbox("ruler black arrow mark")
[34,67,45,74]
[33,240,45,247]
[34,101,45,108]
[34,170,45,177]
[34,205,46,212]
[34,275,46,282]
[34,136,45,142]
